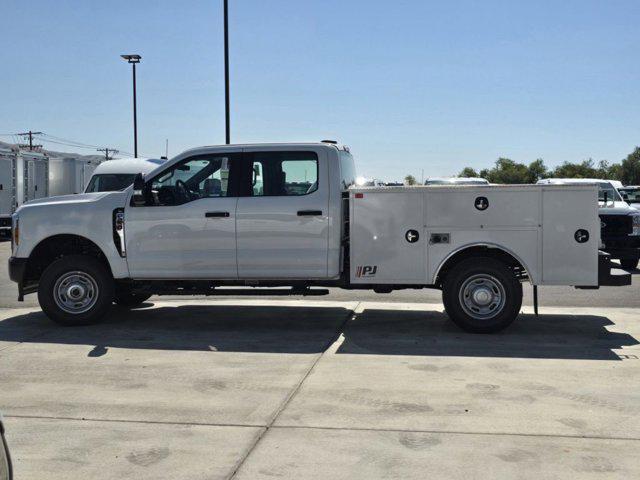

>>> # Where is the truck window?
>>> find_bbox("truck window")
[145,154,237,206]
[246,152,318,196]
[86,174,137,192]
[339,151,356,190]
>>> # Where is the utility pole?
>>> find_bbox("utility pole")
[17,131,43,151]
[97,148,119,161]
[223,0,231,144]
[120,54,142,157]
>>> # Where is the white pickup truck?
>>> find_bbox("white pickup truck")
[8,142,631,332]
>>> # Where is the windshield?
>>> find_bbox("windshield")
[85,174,138,193]
[598,184,622,202]
[619,188,640,203]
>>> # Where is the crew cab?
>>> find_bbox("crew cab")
[537,178,640,269]
[8,142,631,333]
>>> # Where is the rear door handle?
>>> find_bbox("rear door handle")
[297,210,323,216]
[205,211,230,218]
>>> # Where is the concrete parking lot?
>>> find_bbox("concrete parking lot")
[1,240,639,479]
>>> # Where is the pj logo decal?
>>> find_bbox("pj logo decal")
[356,266,377,277]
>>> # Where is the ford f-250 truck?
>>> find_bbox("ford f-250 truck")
[7,142,631,333]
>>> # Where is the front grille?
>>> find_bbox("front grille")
[0,217,11,228]
[600,214,632,236]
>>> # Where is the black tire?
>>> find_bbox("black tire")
[38,255,114,326]
[620,258,639,270]
[442,257,522,333]
[114,290,152,308]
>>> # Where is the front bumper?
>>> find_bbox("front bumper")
[8,257,27,284]
[601,235,640,259]
[598,251,632,286]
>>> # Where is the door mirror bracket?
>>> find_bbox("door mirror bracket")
[132,173,146,206]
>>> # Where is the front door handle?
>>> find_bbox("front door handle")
[205,211,230,218]
[297,210,323,216]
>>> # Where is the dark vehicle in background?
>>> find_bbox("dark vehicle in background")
[538,179,640,269]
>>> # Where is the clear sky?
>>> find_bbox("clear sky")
[2,0,639,180]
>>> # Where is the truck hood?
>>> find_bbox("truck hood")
[599,200,637,215]
[18,192,123,211]
[23,192,111,207]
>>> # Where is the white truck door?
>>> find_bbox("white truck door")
[236,148,329,278]
[125,153,240,279]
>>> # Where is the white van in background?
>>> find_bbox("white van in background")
[85,158,166,193]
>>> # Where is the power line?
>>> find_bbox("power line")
[1,131,148,158]
[17,130,43,151]
[97,148,119,160]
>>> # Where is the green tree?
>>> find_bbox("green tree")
[481,158,531,184]
[404,174,417,185]
[620,147,640,185]
[552,159,598,178]
[458,167,479,177]
[527,158,548,183]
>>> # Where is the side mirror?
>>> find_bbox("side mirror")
[132,173,146,207]
[622,192,629,201]
[0,417,13,480]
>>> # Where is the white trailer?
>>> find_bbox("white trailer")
[20,150,49,202]
[0,147,18,237]
[49,157,99,196]
[1,148,49,238]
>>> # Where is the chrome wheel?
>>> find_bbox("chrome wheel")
[53,271,99,314]
[459,274,506,320]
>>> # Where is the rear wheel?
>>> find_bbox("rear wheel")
[38,255,114,326]
[442,257,522,333]
[620,258,639,270]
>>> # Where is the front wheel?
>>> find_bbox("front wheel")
[38,255,114,326]
[442,257,522,333]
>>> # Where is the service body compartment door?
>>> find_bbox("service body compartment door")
[350,190,426,284]
[542,186,599,285]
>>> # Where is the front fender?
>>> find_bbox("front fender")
[14,192,130,279]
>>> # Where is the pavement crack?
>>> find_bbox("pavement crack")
[4,414,264,429]
[269,424,640,442]
[226,302,361,480]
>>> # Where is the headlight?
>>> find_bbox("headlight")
[12,215,19,249]
[631,214,640,236]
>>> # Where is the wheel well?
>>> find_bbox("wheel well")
[435,246,529,287]
[25,235,112,283]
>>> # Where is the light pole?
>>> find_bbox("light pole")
[223,0,230,144]
[120,54,141,157]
